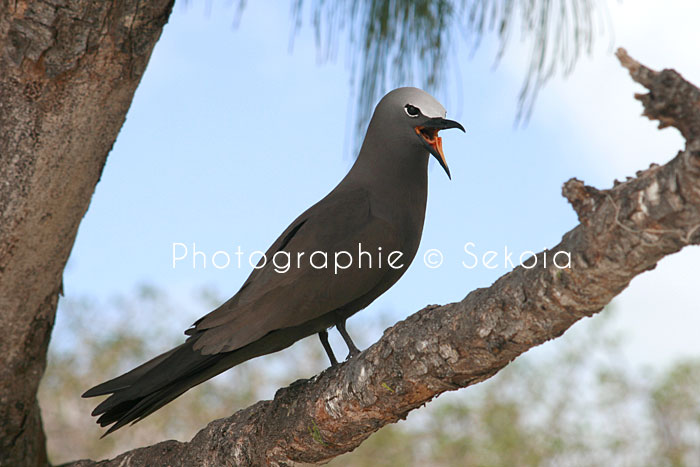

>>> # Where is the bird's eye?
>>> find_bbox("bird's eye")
[405,104,420,117]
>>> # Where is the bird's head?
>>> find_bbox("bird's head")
[373,87,465,179]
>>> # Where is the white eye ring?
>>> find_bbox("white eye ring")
[404,104,420,118]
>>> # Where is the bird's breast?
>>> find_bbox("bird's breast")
[368,185,427,265]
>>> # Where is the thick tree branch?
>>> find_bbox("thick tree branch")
[66,49,700,466]
[0,2,173,466]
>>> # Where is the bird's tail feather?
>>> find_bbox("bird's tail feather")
[83,340,239,435]
[83,325,306,435]
[82,345,182,398]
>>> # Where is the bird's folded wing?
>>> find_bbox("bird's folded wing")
[186,187,404,355]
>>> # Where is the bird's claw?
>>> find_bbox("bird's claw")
[345,346,361,360]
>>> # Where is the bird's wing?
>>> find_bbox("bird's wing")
[186,187,404,355]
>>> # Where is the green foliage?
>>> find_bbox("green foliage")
[649,361,700,465]
[290,0,609,131]
[41,289,700,465]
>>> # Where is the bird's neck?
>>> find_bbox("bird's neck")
[338,130,429,247]
[345,130,429,201]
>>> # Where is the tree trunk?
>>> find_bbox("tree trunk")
[0,1,173,465]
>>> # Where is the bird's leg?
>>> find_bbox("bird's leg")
[318,330,338,366]
[337,319,361,359]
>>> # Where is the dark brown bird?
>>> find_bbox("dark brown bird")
[83,87,464,435]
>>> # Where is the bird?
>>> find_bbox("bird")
[83,87,464,435]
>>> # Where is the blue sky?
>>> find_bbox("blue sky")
[59,0,700,369]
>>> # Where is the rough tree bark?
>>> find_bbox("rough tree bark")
[61,50,700,466]
[0,1,174,466]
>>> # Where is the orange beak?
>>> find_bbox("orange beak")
[414,117,464,179]
[415,126,448,177]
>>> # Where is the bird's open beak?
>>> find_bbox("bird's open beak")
[415,117,465,180]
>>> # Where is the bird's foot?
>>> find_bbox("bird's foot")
[345,346,361,361]
[337,319,361,361]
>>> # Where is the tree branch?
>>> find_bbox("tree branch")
[0,1,173,465]
[66,49,700,466]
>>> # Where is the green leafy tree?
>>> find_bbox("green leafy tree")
[291,0,608,129]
